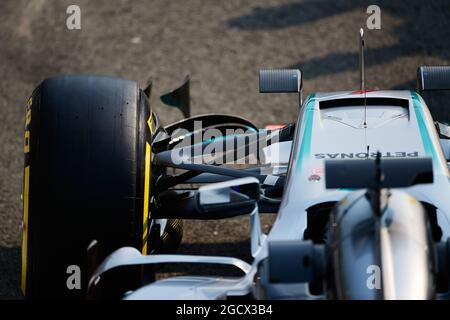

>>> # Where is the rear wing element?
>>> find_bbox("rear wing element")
[325,157,433,189]
[417,66,450,94]
[259,69,303,105]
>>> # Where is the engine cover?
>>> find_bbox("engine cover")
[327,190,436,299]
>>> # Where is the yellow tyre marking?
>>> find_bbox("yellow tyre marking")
[21,165,30,295]
[26,109,31,125]
[22,97,32,296]
[142,112,153,255]
[142,142,151,255]
[148,112,153,133]
[24,131,30,153]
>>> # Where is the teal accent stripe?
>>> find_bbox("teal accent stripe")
[296,94,316,171]
[410,91,440,169]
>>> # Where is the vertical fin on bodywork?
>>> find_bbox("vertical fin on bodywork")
[160,76,191,118]
[143,79,152,99]
[250,206,265,257]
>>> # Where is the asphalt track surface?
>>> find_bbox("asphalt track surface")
[1,0,450,299]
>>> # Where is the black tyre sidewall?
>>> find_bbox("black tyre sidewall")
[23,75,151,299]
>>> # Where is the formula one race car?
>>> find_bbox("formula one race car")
[21,32,450,300]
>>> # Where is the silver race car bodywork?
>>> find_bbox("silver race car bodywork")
[272,90,450,241]
[86,36,450,299]
[88,86,450,300]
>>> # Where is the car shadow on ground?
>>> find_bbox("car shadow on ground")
[0,247,21,299]
[227,0,450,88]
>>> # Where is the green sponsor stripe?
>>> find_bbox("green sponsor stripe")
[410,91,441,170]
[296,94,316,172]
